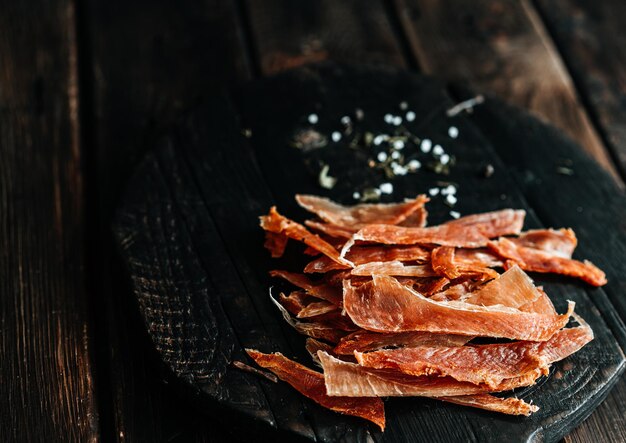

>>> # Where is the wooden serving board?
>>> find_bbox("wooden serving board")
[113,63,626,442]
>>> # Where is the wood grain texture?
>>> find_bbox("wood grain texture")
[0,1,99,442]
[532,0,626,185]
[244,0,406,74]
[84,0,252,441]
[115,63,626,442]
[392,0,621,184]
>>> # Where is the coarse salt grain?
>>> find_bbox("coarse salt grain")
[341,116,351,125]
[384,114,393,124]
[400,101,408,110]
[391,151,401,160]
[380,183,393,194]
[331,131,342,142]
[421,139,432,153]
[353,191,361,200]
[308,113,319,124]
[373,135,385,145]
[406,111,416,122]
[450,210,461,219]
[393,116,402,126]
[441,185,456,195]
[377,152,388,162]
[433,145,444,156]
[407,159,421,171]
[392,164,407,175]
[448,126,459,138]
[393,140,405,150]
[440,153,450,165]
[446,194,457,205]
[428,187,440,196]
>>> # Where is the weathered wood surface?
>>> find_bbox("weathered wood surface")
[115,64,626,442]
[0,1,99,442]
[391,0,621,183]
[245,0,407,74]
[84,0,251,441]
[533,0,626,183]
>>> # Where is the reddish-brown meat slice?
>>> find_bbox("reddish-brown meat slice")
[296,194,429,228]
[305,338,336,366]
[334,331,472,356]
[431,246,499,281]
[246,349,385,430]
[463,265,541,308]
[355,341,545,388]
[513,228,577,258]
[305,220,355,239]
[488,237,607,286]
[347,209,525,250]
[355,319,593,388]
[343,275,574,341]
[319,351,544,397]
[297,300,338,319]
[270,270,343,305]
[305,245,430,274]
[351,261,436,277]
[260,207,353,267]
[455,248,503,267]
[264,231,289,258]
[278,291,312,316]
[437,394,538,416]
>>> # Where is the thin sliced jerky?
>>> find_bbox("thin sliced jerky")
[305,220,355,239]
[261,207,353,266]
[437,394,538,416]
[296,194,429,228]
[264,231,289,258]
[247,349,385,430]
[343,275,574,341]
[305,245,429,274]
[346,209,525,251]
[431,246,499,281]
[334,330,472,356]
[488,237,607,286]
[319,351,544,397]
[351,261,436,277]
[513,228,577,258]
[270,270,342,305]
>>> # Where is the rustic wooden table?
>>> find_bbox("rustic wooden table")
[2,1,625,441]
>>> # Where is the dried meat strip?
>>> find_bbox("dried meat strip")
[246,349,386,430]
[261,207,353,267]
[343,275,574,341]
[296,194,429,229]
[346,209,525,251]
[305,245,429,274]
[334,330,472,356]
[488,237,607,286]
[431,246,499,281]
[513,228,577,258]
[437,394,538,416]
[351,261,436,277]
[270,270,343,306]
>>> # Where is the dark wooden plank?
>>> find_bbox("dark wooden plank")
[532,0,626,193]
[391,0,622,184]
[0,1,99,442]
[244,0,407,74]
[116,63,625,442]
[83,0,252,441]
[456,87,626,442]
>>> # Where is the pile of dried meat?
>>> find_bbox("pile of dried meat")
[246,194,604,431]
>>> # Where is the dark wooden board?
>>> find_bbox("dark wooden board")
[114,63,626,442]
[0,2,99,442]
